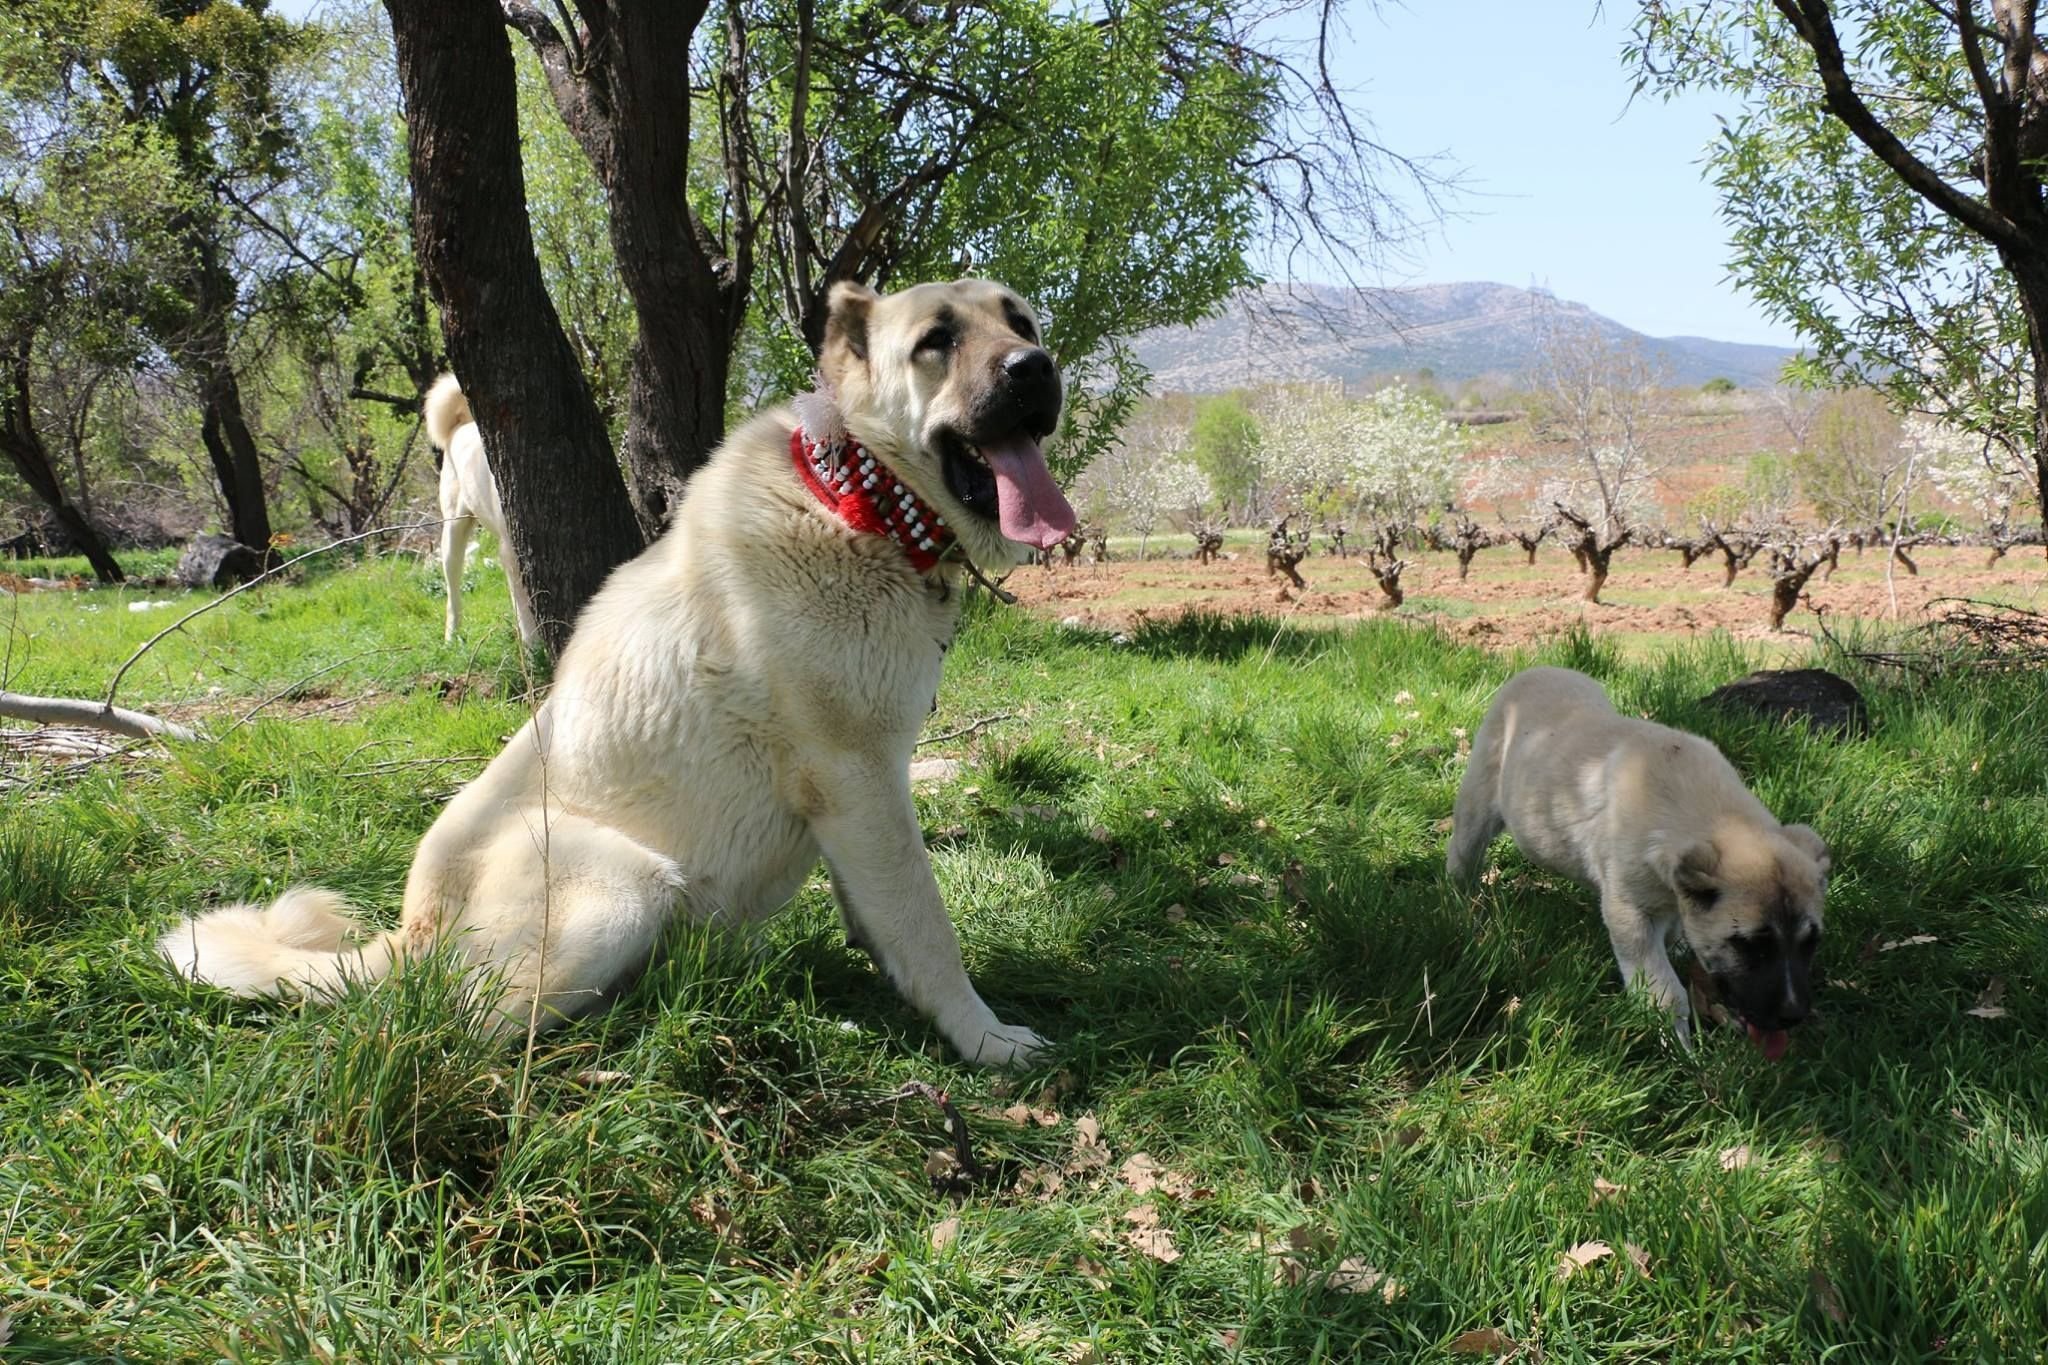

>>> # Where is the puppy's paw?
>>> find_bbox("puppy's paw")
[960,1021,1047,1070]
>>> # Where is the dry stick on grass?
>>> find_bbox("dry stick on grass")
[0,690,201,743]
[917,712,1015,748]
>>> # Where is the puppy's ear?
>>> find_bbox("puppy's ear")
[1660,839,1722,903]
[820,280,878,388]
[1780,823,1831,878]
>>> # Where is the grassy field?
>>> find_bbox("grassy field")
[3,554,2045,1362]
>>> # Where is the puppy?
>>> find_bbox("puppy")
[160,279,1076,1067]
[1446,666,1829,1056]
[424,374,540,646]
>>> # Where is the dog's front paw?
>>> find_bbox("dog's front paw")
[958,1020,1047,1070]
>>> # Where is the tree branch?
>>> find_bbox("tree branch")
[1774,0,2025,251]
[0,691,198,744]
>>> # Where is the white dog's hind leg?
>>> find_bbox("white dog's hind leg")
[498,543,542,648]
[440,512,476,643]
[453,813,684,1036]
[807,764,1043,1068]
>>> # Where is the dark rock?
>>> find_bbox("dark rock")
[176,534,264,589]
[1703,668,1870,737]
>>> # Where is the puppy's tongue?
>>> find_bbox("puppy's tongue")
[977,434,1076,549]
[1745,1021,1791,1061]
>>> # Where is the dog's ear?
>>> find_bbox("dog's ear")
[820,280,878,386]
[1780,823,1831,878]
[1660,839,1722,903]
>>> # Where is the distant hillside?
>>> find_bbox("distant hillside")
[1127,282,1798,393]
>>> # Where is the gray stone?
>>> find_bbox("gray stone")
[1703,668,1870,737]
[176,534,264,589]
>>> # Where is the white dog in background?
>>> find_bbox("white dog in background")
[160,279,1077,1067]
[424,373,539,646]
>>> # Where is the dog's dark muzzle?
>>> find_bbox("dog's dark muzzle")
[970,347,1062,442]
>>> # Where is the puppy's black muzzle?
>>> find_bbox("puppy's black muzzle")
[1715,965,1813,1033]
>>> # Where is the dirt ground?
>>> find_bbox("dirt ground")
[1007,542,2048,652]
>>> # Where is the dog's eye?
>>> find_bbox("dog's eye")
[1003,306,1039,343]
[916,326,955,355]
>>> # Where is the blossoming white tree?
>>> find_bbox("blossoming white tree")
[1254,381,1463,528]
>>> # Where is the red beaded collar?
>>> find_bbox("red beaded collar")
[790,421,955,574]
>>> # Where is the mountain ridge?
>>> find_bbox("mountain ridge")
[1126,281,1798,393]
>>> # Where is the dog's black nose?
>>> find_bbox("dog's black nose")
[1004,347,1055,385]
[1776,998,1809,1027]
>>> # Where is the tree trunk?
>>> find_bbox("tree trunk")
[387,0,645,658]
[506,1,739,538]
[2012,257,2048,555]
[1583,550,1613,603]
[0,355,124,582]
[198,369,276,562]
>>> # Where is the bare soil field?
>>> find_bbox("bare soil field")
[1010,542,2048,652]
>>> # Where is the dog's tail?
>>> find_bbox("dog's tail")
[157,887,404,1000]
[422,373,473,454]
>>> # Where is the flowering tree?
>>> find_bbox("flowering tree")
[1085,430,1212,560]
[1254,381,1464,527]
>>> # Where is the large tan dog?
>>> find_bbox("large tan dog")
[1446,666,1830,1056]
[159,279,1077,1067]
[424,375,540,647]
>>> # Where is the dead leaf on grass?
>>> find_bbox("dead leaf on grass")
[1591,1176,1627,1205]
[1118,1152,1164,1194]
[1299,1177,1325,1204]
[1557,1240,1613,1280]
[1719,1144,1756,1172]
[1270,1255,1308,1286]
[572,1068,632,1086]
[1066,1112,1111,1175]
[1880,933,1939,952]
[1125,1224,1180,1263]
[687,1192,732,1238]
[1164,903,1188,923]
[1286,1222,1337,1256]
[1388,1122,1425,1151]
[1624,1242,1652,1278]
[1214,1328,1242,1350]
[1809,1267,1848,1324]
[929,1216,961,1250]
[1063,1344,1102,1365]
[924,1149,960,1179]
[1122,1204,1161,1229]
[1015,1168,1065,1201]
[1325,1257,1403,1301]
[1447,1326,1519,1356]
[1967,976,2009,1019]
[1686,958,1732,1029]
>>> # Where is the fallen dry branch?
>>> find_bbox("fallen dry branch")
[0,690,198,743]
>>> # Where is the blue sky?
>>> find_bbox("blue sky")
[1285,1,1797,346]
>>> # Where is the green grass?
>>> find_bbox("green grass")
[3,556,2046,1361]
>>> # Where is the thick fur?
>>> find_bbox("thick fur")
[425,374,540,646]
[1446,666,1830,1046]
[159,280,1066,1067]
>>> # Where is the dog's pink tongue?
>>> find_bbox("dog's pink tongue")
[978,435,1076,549]
[1746,1021,1791,1061]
